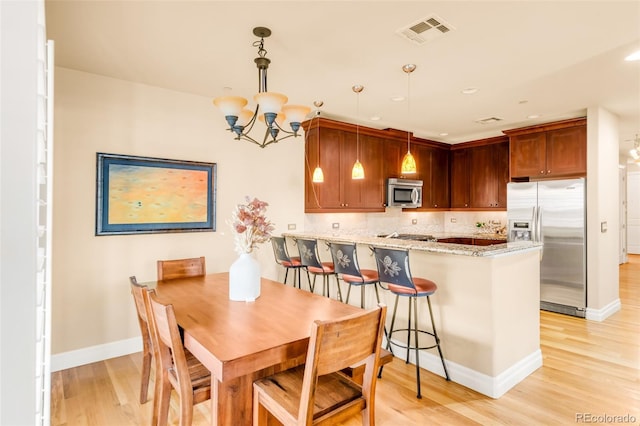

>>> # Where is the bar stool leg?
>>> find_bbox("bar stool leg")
[406,297,412,365]
[284,268,290,286]
[413,296,422,399]
[335,275,343,302]
[427,296,450,381]
[386,295,400,353]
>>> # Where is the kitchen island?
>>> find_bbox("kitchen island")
[283,232,543,398]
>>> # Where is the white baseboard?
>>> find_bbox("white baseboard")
[51,337,141,372]
[586,298,621,321]
[387,340,543,399]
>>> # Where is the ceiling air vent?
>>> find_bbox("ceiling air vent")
[396,14,455,45]
[475,117,504,125]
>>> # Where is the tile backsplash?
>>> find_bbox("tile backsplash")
[304,209,507,236]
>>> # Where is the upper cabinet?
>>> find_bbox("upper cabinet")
[504,118,586,180]
[410,143,450,210]
[450,137,509,210]
[303,118,385,213]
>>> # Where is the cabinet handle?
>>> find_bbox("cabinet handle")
[434,204,438,208]
[547,170,551,174]
[540,170,544,174]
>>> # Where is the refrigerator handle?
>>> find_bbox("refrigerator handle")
[537,206,544,260]
[531,206,537,242]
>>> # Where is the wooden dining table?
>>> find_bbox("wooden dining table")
[148,272,362,425]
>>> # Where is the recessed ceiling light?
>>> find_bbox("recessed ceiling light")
[439,132,449,136]
[625,50,640,61]
[518,100,528,104]
[527,114,540,119]
[391,95,405,102]
[370,115,381,121]
[461,88,478,95]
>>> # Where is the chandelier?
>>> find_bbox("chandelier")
[213,27,310,148]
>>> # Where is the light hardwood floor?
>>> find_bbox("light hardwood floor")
[51,255,639,425]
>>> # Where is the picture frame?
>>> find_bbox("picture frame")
[96,153,216,235]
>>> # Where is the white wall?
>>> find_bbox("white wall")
[52,68,305,356]
[586,107,620,316]
[0,1,39,423]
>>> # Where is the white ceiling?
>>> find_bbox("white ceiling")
[45,0,640,159]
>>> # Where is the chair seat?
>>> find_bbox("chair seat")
[254,365,365,423]
[281,258,303,268]
[307,262,335,275]
[388,277,437,296]
[341,268,379,285]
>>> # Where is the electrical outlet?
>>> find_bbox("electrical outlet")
[451,218,457,223]
[287,223,296,230]
[411,219,418,225]
[601,221,607,233]
[332,222,340,229]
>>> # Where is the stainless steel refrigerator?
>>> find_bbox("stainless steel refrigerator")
[507,178,586,317]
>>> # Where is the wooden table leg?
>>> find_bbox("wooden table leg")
[211,375,254,426]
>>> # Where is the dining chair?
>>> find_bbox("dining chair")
[271,236,307,290]
[146,289,212,426]
[129,276,153,404]
[327,241,381,309]
[157,256,206,280]
[253,303,387,426]
[295,237,341,300]
[371,246,450,399]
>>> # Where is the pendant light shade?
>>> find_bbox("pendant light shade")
[351,85,365,180]
[312,166,325,183]
[401,64,417,174]
[401,150,417,174]
[351,160,365,179]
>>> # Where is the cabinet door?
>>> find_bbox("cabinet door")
[430,147,450,208]
[450,149,470,208]
[358,135,385,209]
[495,142,509,208]
[306,127,343,210]
[469,145,500,208]
[383,137,403,180]
[510,132,546,178]
[340,131,360,208]
[546,126,586,176]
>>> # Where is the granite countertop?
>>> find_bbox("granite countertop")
[282,231,542,258]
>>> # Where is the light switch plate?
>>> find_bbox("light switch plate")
[287,223,296,230]
[601,221,607,233]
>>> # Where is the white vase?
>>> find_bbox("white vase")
[229,252,261,302]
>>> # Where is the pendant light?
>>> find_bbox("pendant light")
[401,64,417,174]
[311,101,324,183]
[351,85,365,180]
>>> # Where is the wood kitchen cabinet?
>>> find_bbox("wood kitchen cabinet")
[303,118,385,212]
[411,142,450,210]
[450,137,508,210]
[504,117,586,179]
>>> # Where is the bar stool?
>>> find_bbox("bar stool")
[327,241,381,308]
[371,246,450,399]
[271,236,306,290]
[295,237,341,300]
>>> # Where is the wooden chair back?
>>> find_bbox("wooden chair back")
[254,304,386,426]
[129,276,153,403]
[147,291,211,426]
[157,256,206,280]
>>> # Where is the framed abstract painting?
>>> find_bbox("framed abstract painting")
[96,153,216,235]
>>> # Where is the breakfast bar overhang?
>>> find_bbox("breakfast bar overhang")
[284,233,544,398]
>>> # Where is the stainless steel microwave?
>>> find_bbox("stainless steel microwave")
[387,178,423,208]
